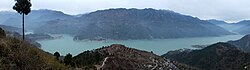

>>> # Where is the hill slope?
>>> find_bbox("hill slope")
[162,42,250,70]
[0,28,69,70]
[62,8,233,40]
[228,34,250,52]
[73,44,198,70]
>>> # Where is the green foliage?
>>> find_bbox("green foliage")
[64,53,72,65]
[163,43,250,70]
[73,50,108,67]
[53,51,60,60]
[13,0,32,15]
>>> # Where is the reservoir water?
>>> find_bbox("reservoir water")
[38,35,244,56]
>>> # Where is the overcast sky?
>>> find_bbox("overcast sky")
[0,0,250,23]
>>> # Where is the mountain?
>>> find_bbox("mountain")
[208,19,250,34]
[72,8,233,40]
[73,44,198,70]
[1,9,75,30]
[34,8,233,40]
[207,19,236,31]
[34,18,83,34]
[0,28,69,70]
[0,25,22,33]
[228,34,250,52]
[0,11,18,24]
[162,42,250,70]
[235,24,250,34]
[233,20,250,34]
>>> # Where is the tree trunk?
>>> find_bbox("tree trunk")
[22,13,25,40]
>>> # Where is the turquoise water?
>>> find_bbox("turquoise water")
[38,35,244,56]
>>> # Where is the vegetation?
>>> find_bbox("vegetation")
[64,53,73,66]
[53,51,60,60]
[72,8,232,40]
[73,50,108,68]
[0,28,69,70]
[13,0,32,40]
[228,34,250,52]
[72,44,194,70]
[162,42,250,70]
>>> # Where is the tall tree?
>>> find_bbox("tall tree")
[13,0,32,40]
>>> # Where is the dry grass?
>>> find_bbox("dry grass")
[0,37,70,70]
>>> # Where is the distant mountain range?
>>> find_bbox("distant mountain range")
[162,34,250,70]
[207,19,250,34]
[233,20,250,34]
[30,8,233,40]
[0,9,75,30]
[6,8,250,40]
[0,25,22,33]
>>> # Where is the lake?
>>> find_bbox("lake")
[38,35,244,56]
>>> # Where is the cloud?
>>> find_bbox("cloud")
[0,0,250,22]
[165,0,250,22]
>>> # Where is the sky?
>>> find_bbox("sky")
[0,0,250,23]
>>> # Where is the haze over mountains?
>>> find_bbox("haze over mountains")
[0,9,74,30]
[1,8,250,40]
[207,19,250,34]
[72,8,233,40]
[0,8,234,40]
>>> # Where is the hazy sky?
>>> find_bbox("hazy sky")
[0,0,250,23]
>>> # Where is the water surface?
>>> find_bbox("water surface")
[38,35,244,56]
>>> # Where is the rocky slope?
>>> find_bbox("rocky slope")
[73,44,198,70]
[162,42,250,70]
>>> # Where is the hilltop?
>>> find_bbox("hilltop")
[73,44,198,70]
[162,42,250,70]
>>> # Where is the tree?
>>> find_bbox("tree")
[0,28,6,38]
[64,53,72,65]
[53,51,60,60]
[13,0,32,40]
